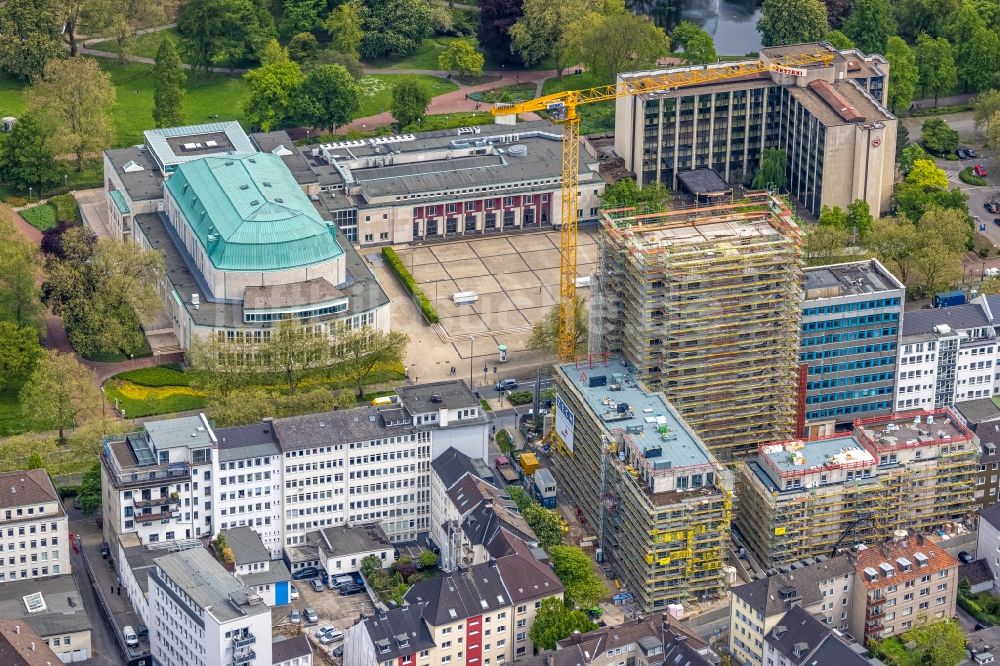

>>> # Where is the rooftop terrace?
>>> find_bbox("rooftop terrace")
[855,408,975,453]
[557,358,715,474]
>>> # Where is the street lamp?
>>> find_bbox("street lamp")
[469,336,475,388]
[64,174,68,190]
[28,186,32,201]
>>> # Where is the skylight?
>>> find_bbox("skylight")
[23,592,46,613]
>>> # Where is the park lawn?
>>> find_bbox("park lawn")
[365,36,472,70]
[103,377,207,418]
[473,83,537,103]
[356,74,458,118]
[0,388,27,437]
[404,111,492,132]
[19,204,57,231]
[89,28,185,63]
[0,73,28,118]
[541,71,615,134]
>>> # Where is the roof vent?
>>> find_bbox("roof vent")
[508,144,528,157]
[274,197,284,203]
[250,200,260,206]
[262,181,272,187]
[240,184,249,190]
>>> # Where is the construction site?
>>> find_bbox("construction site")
[548,356,735,612]
[591,192,803,460]
[735,408,979,569]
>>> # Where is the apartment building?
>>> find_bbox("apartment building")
[0,619,64,666]
[976,504,1000,592]
[101,414,217,547]
[594,193,802,460]
[344,547,563,666]
[954,399,1000,510]
[0,470,69,583]
[0,574,93,663]
[519,615,719,666]
[221,527,292,607]
[213,423,283,558]
[763,606,873,666]
[850,533,958,642]
[148,547,272,666]
[548,358,732,612]
[728,555,854,665]
[252,120,605,247]
[800,260,904,436]
[615,42,895,216]
[736,408,978,568]
[304,524,396,579]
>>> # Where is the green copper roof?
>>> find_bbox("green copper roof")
[164,154,343,272]
[109,190,130,214]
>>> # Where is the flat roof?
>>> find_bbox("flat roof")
[144,121,256,170]
[396,380,481,414]
[105,146,162,201]
[144,414,216,449]
[760,436,874,477]
[803,259,904,300]
[955,398,1000,425]
[855,409,974,452]
[0,575,92,638]
[154,548,268,623]
[676,168,731,195]
[220,527,268,565]
[556,358,714,471]
[308,524,392,558]
[273,406,414,451]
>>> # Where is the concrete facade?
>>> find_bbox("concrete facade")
[0,470,70,584]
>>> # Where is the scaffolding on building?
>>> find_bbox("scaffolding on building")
[595,193,803,460]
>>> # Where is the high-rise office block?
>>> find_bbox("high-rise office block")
[594,192,802,460]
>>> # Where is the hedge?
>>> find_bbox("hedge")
[960,167,988,186]
[381,246,440,323]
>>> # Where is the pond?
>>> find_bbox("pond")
[628,0,763,56]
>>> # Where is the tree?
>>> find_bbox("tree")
[19,351,101,441]
[579,12,669,83]
[757,0,828,46]
[0,115,58,193]
[907,157,949,190]
[75,462,102,514]
[27,58,116,172]
[178,0,276,73]
[920,118,959,156]
[529,597,597,650]
[803,224,856,266]
[418,550,438,569]
[670,21,717,65]
[842,0,896,54]
[357,0,433,60]
[521,503,564,549]
[478,0,524,66]
[752,148,788,190]
[960,27,1000,93]
[298,65,362,131]
[509,0,601,75]
[892,619,965,666]
[287,32,320,64]
[102,0,178,62]
[974,89,1000,130]
[894,0,959,39]
[391,79,433,128]
[528,295,588,354]
[337,327,409,398]
[862,216,922,285]
[0,211,43,329]
[277,0,326,42]
[0,0,64,81]
[243,42,305,131]
[0,322,42,392]
[360,554,383,579]
[325,1,363,58]
[824,30,855,49]
[847,199,875,238]
[818,205,849,229]
[899,143,927,174]
[915,34,957,106]
[602,178,671,211]
[263,317,331,393]
[548,545,607,607]
[885,37,918,113]
[153,39,187,128]
[438,40,485,78]
[988,112,1000,149]
[313,50,365,79]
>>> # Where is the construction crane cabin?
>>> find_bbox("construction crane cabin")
[489,50,835,362]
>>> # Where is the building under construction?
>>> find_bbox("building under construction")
[736,408,978,569]
[549,357,732,612]
[593,193,803,460]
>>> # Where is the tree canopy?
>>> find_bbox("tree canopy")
[757,0,828,46]
[242,41,305,131]
[0,0,64,80]
[842,0,896,54]
[548,545,607,607]
[391,79,433,129]
[337,327,410,398]
[529,598,597,650]
[0,114,59,193]
[153,38,187,128]
[477,0,524,66]
[885,37,918,112]
[527,295,589,355]
[298,64,362,131]
[753,149,788,190]
[671,21,717,65]
[915,34,957,105]
[19,351,102,441]
[325,1,363,58]
[601,177,671,211]
[578,12,669,83]
[357,0,433,60]
[438,40,485,78]
[178,0,276,73]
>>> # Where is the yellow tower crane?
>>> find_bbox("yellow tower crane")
[490,50,835,361]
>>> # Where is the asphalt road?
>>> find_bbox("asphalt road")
[477,375,554,401]
[68,515,121,666]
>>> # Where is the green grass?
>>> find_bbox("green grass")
[0,73,28,118]
[0,388,27,437]
[19,204,57,231]
[0,158,102,205]
[356,74,458,117]
[404,111,492,132]
[365,37,472,70]
[89,28,185,63]
[541,71,615,134]
[113,365,193,387]
[961,166,988,186]
[103,380,206,418]
[471,83,536,103]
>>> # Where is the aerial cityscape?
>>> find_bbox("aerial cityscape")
[1,0,1000,665]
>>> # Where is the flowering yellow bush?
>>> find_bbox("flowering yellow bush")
[113,381,206,401]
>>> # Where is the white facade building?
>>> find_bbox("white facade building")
[0,470,69,583]
[148,548,272,666]
[978,504,1000,593]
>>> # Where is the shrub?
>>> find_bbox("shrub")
[960,167,988,186]
[19,204,57,231]
[48,194,81,223]
[507,390,533,405]
[381,246,440,323]
[496,428,513,453]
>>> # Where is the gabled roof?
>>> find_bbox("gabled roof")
[220,527,268,565]
[959,559,994,587]
[766,606,834,664]
[982,503,1000,532]
[0,470,60,510]
[552,615,715,666]
[364,603,436,661]
[404,560,510,625]
[495,546,562,602]
[432,448,482,490]
[732,555,853,618]
[0,620,62,666]
[164,154,343,272]
[271,635,312,665]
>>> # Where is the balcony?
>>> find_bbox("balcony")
[136,510,179,524]
[866,606,885,619]
[231,651,256,666]
[232,634,257,650]
[133,495,180,510]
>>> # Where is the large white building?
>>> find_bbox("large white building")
[148,547,272,666]
[102,381,490,563]
[895,295,1000,411]
[0,470,69,583]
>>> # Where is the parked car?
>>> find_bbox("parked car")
[310,578,326,593]
[957,148,969,159]
[975,164,988,177]
[333,646,344,658]
[289,584,299,600]
[304,608,318,624]
[316,625,335,638]
[968,148,979,158]
[959,551,975,564]
[289,609,301,625]
[292,566,320,580]
[339,584,365,596]
[986,201,999,214]
[123,626,139,648]
[137,625,148,640]
[496,378,518,391]
[321,629,345,645]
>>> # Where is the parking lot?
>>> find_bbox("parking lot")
[391,229,599,351]
[272,577,375,657]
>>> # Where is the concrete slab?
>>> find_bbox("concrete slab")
[498,270,542,290]
[422,281,460,304]
[431,242,477,262]
[533,268,562,285]
[471,237,518,257]
[473,291,517,314]
[457,274,503,295]
[576,243,600,264]
[482,253,529,274]
[411,262,451,283]
[507,287,557,309]
[520,306,553,325]
[441,315,490,335]
[479,309,529,331]
[396,246,439,267]
[509,233,556,253]
[520,248,561,270]
[444,258,489,279]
